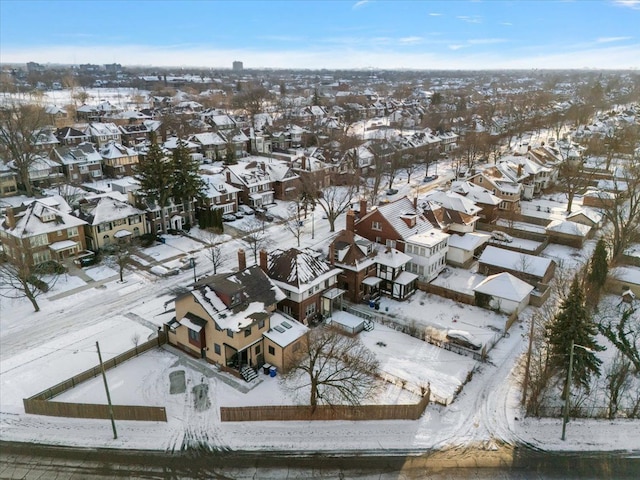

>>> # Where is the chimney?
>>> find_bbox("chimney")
[259,249,268,272]
[413,196,418,210]
[301,156,307,170]
[517,164,523,177]
[346,209,355,233]
[237,248,246,271]
[359,199,367,218]
[5,207,16,229]
[527,145,531,151]
[329,242,335,265]
[226,170,231,183]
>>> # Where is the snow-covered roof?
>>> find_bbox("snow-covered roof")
[363,197,434,240]
[423,190,482,216]
[78,197,145,226]
[451,181,502,206]
[546,219,591,237]
[406,228,450,248]
[612,266,640,286]
[375,247,412,268]
[263,313,308,348]
[1,201,86,238]
[473,272,534,302]
[478,246,553,278]
[267,248,342,293]
[447,232,490,251]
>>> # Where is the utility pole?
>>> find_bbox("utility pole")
[96,341,117,440]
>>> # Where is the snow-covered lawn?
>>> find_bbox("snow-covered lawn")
[84,265,119,281]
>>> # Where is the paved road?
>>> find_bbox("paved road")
[2,442,640,480]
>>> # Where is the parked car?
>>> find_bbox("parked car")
[423,175,439,183]
[222,213,236,222]
[238,205,254,215]
[491,231,513,243]
[446,330,482,351]
[386,188,399,195]
[234,211,245,219]
[257,210,274,222]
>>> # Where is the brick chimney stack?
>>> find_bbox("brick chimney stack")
[346,209,355,233]
[329,242,335,265]
[359,199,367,218]
[237,249,246,271]
[5,207,16,229]
[301,156,307,170]
[413,196,418,210]
[259,249,268,272]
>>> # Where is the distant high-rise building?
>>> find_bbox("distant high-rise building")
[26,62,45,73]
[233,61,243,71]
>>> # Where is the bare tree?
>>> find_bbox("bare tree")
[0,258,60,312]
[604,352,633,419]
[203,231,224,274]
[242,219,268,264]
[557,157,594,214]
[598,157,640,260]
[0,103,48,196]
[108,244,134,283]
[281,326,379,410]
[283,202,305,247]
[316,183,356,232]
[231,85,271,130]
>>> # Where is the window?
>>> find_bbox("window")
[67,227,78,237]
[227,329,234,338]
[29,234,48,247]
[57,230,63,237]
[258,319,265,329]
[305,302,316,317]
[372,221,382,231]
[244,327,251,337]
[268,345,275,356]
[255,344,261,354]
[214,344,221,355]
[215,322,222,331]
[188,329,199,345]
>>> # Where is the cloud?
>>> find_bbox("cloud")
[500,22,513,26]
[596,36,632,43]
[353,0,370,9]
[399,36,423,45]
[429,13,443,16]
[456,15,482,24]
[613,0,640,9]
[2,42,639,70]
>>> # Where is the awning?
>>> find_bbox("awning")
[362,276,383,286]
[114,229,132,238]
[49,240,78,251]
[179,313,208,332]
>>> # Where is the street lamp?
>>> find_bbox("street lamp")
[561,340,594,441]
[189,257,196,283]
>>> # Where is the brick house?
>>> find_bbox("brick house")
[352,197,435,253]
[450,181,503,223]
[225,160,275,208]
[327,229,378,303]
[50,143,104,184]
[99,141,139,177]
[0,201,87,266]
[260,247,343,325]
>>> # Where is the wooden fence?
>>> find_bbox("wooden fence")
[220,391,430,422]
[23,332,168,422]
[416,281,475,305]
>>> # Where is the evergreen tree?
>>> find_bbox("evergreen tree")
[588,238,609,288]
[171,139,206,228]
[134,137,174,234]
[547,277,604,393]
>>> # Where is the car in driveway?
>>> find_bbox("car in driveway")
[234,211,245,219]
[256,209,274,222]
[222,213,236,222]
[386,188,399,195]
[446,330,482,351]
[490,230,513,243]
[423,174,439,183]
[238,205,254,215]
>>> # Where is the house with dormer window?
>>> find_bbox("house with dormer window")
[0,201,87,267]
[167,255,307,379]
[259,247,343,325]
[225,159,275,208]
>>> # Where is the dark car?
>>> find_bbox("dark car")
[423,174,439,182]
[386,188,399,195]
[257,210,274,222]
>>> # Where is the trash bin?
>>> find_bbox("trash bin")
[262,363,271,375]
[269,366,277,377]
[369,299,375,308]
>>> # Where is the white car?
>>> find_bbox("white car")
[491,231,513,243]
[238,205,255,215]
[446,330,482,351]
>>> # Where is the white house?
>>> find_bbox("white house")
[473,272,534,315]
[404,229,450,282]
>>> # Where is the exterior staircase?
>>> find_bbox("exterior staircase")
[364,319,374,331]
[240,365,258,382]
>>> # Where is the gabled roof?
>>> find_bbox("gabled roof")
[358,196,434,241]
[450,181,502,206]
[473,272,534,302]
[478,245,553,278]
[329,229,376,271]
[1,200,86,237]
[100,141,136,159]
[423,190,482,216]
[546,219,591,237]
[267,248,342,292]
[77,197,145,226]
[191,265,285,332]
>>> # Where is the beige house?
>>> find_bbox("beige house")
[75,195,147,250]
[167,258,308,379]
